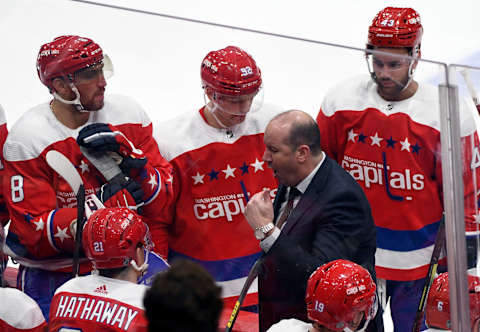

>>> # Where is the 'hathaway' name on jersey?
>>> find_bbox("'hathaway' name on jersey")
[53,294,140,331]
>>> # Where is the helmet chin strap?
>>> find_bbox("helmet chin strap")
[52,83,88,112]
[130,249,149,276]
[204,94,230,129]
[343,318,371,332]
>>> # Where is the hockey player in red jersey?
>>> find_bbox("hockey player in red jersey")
[49,207,151,331]
[0,224,47,332]
[425,271,480,331]
[267,259,378,332]
[316,7,480,332]
[155,46,283,314]
[3,35,173,319]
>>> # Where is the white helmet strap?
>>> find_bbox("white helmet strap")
[52,83,88,112]
[130,249,149,276]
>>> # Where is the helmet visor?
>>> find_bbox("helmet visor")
[206,85,264,116]
[73,54,114,84]
[366,49,416,93]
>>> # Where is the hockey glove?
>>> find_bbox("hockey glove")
[77,123,146,161]
[98,177,144,211]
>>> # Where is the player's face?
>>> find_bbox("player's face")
[73,62,107,111]
[348,311,365,331]
[372,48,412,100]
[211,92,256,127]
[263,120,300,187]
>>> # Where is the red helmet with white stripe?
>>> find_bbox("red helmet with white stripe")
[367,7,423,52]
[306,260,377,331]
[426,271,480,331]
[82,208,153,270]
[37,35,104,90]
[201,46,262,96]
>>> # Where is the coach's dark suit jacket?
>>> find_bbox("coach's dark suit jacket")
[258,155,379,332]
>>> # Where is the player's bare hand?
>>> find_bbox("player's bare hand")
[244,189,274,230]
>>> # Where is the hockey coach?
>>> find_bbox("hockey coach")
[244,110,382,331]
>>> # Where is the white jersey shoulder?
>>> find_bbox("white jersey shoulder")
[54,274,147,309]
[0,287,46,329]
[155,103,283,161]
[321,74,477,136]
[5,94,150,162]
[90,94,151,128]
[266,318,311,332]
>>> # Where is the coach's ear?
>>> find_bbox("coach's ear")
[296,144,310,163]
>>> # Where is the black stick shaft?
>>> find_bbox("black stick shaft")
[412,217,445,332]
[73,185,86,277]
[225,256,263,332]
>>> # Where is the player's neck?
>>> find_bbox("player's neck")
[50,99,90,129]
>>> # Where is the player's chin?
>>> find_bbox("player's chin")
[87,102,104,112]
[229,115,246,125]
[379,85,401,97]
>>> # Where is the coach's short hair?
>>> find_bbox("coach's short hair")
[273,110,322,156]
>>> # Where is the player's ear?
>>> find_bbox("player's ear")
[204,86,216,101]
[51,77,72,98]
[134,246,145,266]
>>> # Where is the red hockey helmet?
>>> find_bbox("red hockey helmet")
[367,7,423,51]
[426,271,480,330]
[201,46,262,96]
[82,208,153,270]
[36,35,104,90]
[306,260,377,331]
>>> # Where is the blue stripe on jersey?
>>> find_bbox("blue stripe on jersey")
[168,250,262,282]
[376,218,441,252]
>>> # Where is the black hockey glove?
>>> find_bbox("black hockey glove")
[98,177,144,211]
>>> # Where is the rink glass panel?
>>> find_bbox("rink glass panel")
[1,1,479,331]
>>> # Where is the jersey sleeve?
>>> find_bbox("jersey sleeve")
[462,131,480,234]
[117,121,174,259]
[3,141,78,259]
[317,105,340,162]
[0,119,9,226]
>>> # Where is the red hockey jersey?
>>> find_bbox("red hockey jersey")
[49,274,148,332]
[317,75,480,281]
[3,95,173,272]
[155,104,282,305]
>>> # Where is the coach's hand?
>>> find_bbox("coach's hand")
[244,189,274,231]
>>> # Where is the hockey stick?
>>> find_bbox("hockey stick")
[412,217,446,332]
[225,255,264,332]
[460,68,480,114]
[79,147,145,211]
[79,147,126,185]
[46,150,87,277]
